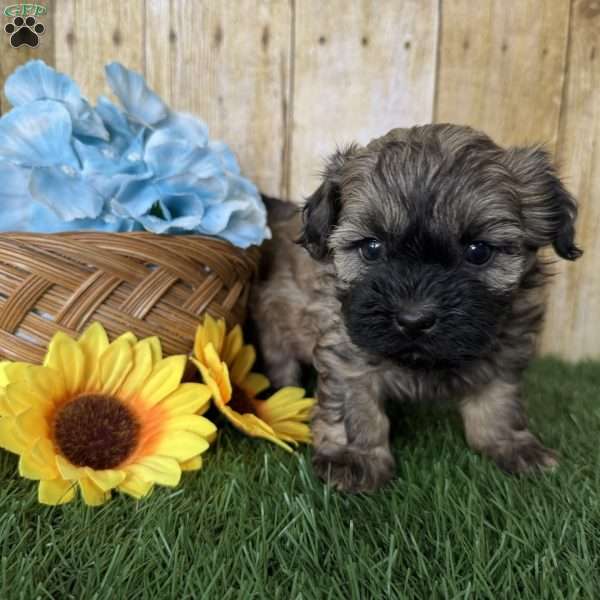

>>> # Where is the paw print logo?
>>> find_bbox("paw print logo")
[4,16,45,48]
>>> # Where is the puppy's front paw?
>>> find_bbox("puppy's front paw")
[492,431,559,474]
[312,446,395,493]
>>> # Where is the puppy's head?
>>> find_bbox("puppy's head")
[299,124,581,368]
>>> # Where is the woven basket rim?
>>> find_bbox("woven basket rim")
[0,230,258,246]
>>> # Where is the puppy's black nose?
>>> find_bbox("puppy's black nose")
[395,307,437,336]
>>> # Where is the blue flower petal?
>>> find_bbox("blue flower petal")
[4,59,81,108]
[105,63,168,126]
[145,141,222,180]
[136,194,205,234]
[0,100,79,168]
[162,193,205,222]
[74,130,146,176]
[0,162,136,233]
[5,60,108,141]
[111,179,161,217]
[29,165,104,220]
[95,96,142,150]
[154,174,227,202]
[202,175,269,247]
[70,98,109,141]
[27,206,139,233]
[149,111,209,148]
[208,140,241,175]
[0,162,34,230]
[217,207,271,248]
[197,200,249,235]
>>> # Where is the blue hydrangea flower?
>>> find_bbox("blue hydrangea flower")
[0,162,135,233]
[0,100,104,220]
[5,60,108,141]
[0,60,270,248]
[105,62,168,127]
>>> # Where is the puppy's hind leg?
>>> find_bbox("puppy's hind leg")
[259,334,303,388]
[251,288,304,388]
[251,305,302,387]
[460,379,558,474]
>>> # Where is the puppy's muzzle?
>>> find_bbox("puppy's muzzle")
[395,303,438,338]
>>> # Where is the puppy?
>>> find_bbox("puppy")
[251,124,581,493]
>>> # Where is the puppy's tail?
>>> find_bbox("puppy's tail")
[261,193,300,224]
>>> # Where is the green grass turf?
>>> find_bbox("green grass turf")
[1,357,600,599]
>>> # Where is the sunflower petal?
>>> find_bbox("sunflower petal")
[265,386,307,405]
[270,421,312,444]
[240,372,270,397]
[30,437,59,474]
[4,382,36,415]
[15,408,48,440]
[0,361,30,386]
[236,413,294,452]
[146,336,162,363]
[192,349,232,405]
[166,414,217,442]
[22,366,65,410]
[139,355,187,407]
[193,363,225,406]
[85,468,126,491]
[159,383,212,417]
[222,325,243,366]
[56,454,84,480]
[79,476,111,506]
[44,331,85,395]
[0,361,12,387]
[118,474,153,499]
[19,443,57,480]
[216,401,294,452]
[38,478,76,505]
[230,345,256,385]
[126,456,181,486]
[255,393,315,423]
[154,431,210,461]
[194,315,226,363]
[114,332,138,346]
[99,339,134,396]
[77,322,109,388]
[119,338,154,400]
[0,417,26,453]
[180,456,203,471]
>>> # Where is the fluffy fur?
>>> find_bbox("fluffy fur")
[251,124,581,492]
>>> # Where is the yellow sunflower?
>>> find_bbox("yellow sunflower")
[0,323,216,506]
[191,315,314,452]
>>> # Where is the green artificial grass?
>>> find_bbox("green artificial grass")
[1,357,600,599]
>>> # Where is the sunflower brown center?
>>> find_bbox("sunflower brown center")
[229,386,256,415]
[53,394,140,470]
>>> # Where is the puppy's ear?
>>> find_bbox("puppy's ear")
[298,145,358,260]
[504,146,582,260]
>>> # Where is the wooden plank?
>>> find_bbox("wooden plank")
[0,0,55,114]
[144,0,173,105]
[53,0,144,105]
[148,0,292,198]
[289,0,439,202]
[540,0,600,360]
[435,0,570,150]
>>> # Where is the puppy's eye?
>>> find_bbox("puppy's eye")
[464,241,494,265]
[359,238,383,262]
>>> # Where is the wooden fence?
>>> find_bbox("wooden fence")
[0,0,598,359]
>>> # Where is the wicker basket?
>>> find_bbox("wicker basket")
[0,232,260,362]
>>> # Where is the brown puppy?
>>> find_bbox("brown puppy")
[251,124,581,493]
